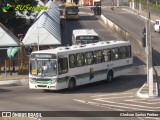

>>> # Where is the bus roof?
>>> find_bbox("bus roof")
[73,29,98,37]
[31,40,130,55]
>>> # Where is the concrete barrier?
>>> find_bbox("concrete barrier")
[100,14,145,56]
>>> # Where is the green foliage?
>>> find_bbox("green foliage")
[0,0,38,28]
[151,4,160,9]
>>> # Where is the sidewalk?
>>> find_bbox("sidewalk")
[0,72,28,86]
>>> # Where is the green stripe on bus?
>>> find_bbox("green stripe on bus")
[57,64,132,83]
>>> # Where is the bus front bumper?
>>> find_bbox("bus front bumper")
[29,82,57,90]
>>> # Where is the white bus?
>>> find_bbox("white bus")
[29,40,132,90]
[72,29,100,45]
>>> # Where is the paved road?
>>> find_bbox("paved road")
[0,66,158,120]
[102,7,160,66]
[61,10,117,46]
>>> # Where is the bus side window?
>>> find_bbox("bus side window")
[103,49,111,62]
[58,57,68,75]
[76,53,84,67]
[69,54,76,68]
[111,48,119,61]
[126,46,132,58]
[94,50,103,64]
[85,51,94,65]
[119,46,127,59]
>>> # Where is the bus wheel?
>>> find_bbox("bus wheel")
[68,79,75,89]
[107,71,113,82]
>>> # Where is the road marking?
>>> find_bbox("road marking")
[125,99,158,105]
[94,99,160,110]
[97,96,134,100]
[147,99,160,102]
[74,99,126,111]
[74,98,155,111]
[73,99,86,104]
[74,98,160,120]
[91,92,132,97]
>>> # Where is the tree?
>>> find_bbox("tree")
[0,0,38,29]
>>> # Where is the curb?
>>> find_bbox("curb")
[137,83,149,98]
[137,83,159,98]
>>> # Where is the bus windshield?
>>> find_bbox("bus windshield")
[66,7,78,15]
[30,59,57,77]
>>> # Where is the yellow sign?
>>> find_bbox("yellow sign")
[32,70,38,75]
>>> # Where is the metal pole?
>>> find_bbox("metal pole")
[146,0,154,97]
[5,60,7,77]
[117,0,119,7]
[38,34,39,51]
[130,0,132,8]
[145,19,149,85]
[37,22,39,51]
[139,0,141,12]
[132,0,135,10]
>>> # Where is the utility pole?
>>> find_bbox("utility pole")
[146,0,154,97]
[132,0,135,10]
[139,0,142,12]
[117,0,119,7]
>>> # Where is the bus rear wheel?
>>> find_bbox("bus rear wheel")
[68,79,75,89]
[107,71,113,82]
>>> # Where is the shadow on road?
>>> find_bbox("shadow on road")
[43,48,146,94]
[152,48,160,66]
[43,74,146,95]
[133,56,145,66]
[0,88,11,92]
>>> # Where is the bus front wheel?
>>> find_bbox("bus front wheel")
[68,79,75,89]
[107,71,113,82]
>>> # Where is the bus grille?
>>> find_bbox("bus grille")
[37,85,47,87]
